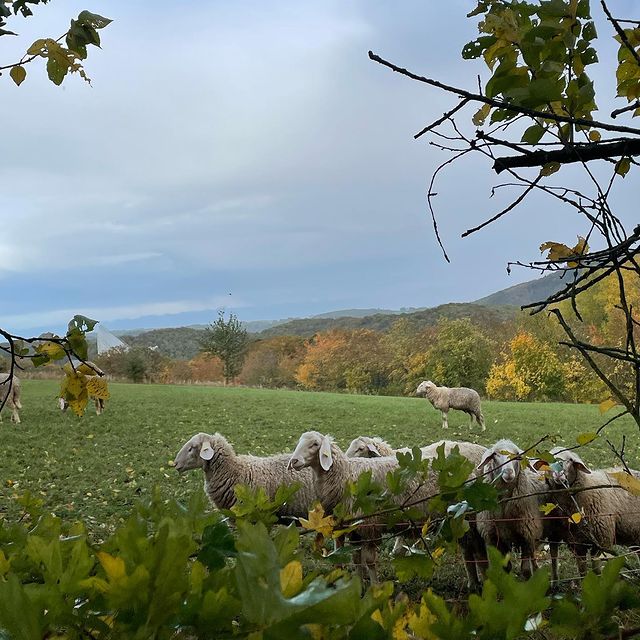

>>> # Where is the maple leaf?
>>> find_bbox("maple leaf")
[299,502,336,538]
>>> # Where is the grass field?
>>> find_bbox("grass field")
[1,379,638,596]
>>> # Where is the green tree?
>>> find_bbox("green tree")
[421,318,495,392]
[200,310,250,385]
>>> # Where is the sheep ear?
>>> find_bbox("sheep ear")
[319,436,333,471]
[477,451,495,471]
[575,461,591,474]
[199,440,214,461]
[366,442,381,457]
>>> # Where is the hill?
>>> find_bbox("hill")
[258,302,517,338]
[123,327,204,360]
[473,272,563,307]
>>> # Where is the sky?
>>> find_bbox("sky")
[1,0,639,336]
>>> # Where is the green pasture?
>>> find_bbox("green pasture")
[1,379,636,541]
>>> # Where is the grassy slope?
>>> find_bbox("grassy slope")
[1,380,636,540]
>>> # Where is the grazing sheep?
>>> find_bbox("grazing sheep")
[543,447,640,584]
[415,380,485,431]
[0,373,22,424]
[345,436,397,458]
[173,432,317,519]
[346,436,487,467]
[289,431,485,590]
[476,439,545,578]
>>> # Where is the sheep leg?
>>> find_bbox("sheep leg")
[549,541,560,591]
[572,545,589,577]
[11,407,20,423]
[461,540,482,593]
[391,535,407,557]
[478,412,486,432]
[441,410,448,429]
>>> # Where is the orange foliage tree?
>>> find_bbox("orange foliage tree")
[238,336,306,388]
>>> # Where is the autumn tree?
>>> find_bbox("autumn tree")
[370,0,640,434]
[239,336,306,388]
[420,318,495,393]
[200,311,250,385]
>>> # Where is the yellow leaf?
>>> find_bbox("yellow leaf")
[472,103,491,126]
[280,560,303,598]
[539,241,572,262]
[299,503,335,538]
[539,503,557,515]
[10,65,26,86]
[588,130,601,142]
[408,595,438,637]
[371,609,384,628]
[432,546,445,560]
[0,550,10,576]
[576,432,598,446]
[36,341,66,360]
[569,512,582,524]
[86,376,110,400]
[610,471,640,496]
[76,363,99,376]
[97,551,126,581]
[599,397,618,414]
[303,624,325,640]
[79,576,110,593]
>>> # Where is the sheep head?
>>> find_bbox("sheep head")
[477,439,532,485]
[345,436,383,458]
[415,380,435,397]
[173,432,219,472]
[547,447,592,487]
[288,431,334,472]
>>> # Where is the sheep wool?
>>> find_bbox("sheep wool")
[415,380,485,431]
[0,373,22,424]
[173,432,317,519]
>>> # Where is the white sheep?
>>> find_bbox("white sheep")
[346,436,486,466]
[289,431,484,590]
[0,373,22,424]
[415,380,485,431]
[173,432,317,519]
[476,439,545,579]
[543,447,640,584]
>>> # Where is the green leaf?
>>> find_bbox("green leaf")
[198,520,236,570]
[521,124,545,144]
[472,103,491,126]
[77,10,112,29]
[9,65,26,86]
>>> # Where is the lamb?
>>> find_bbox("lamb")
[415,380,485,431]
[0,373,22,424]
[476,439,545,578]
[173,432,317,519]
[543,447,640,584]
[288,431,485,590]
[345,436,398,458]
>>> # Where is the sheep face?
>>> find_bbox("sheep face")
[289,431,333,472]
[415,380,434,397]
[345,437,382,458]
[173,433,215,472]
[477,441,524,485]
[547,448,591,487]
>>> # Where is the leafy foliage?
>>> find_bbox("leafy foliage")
[200,310,250,384]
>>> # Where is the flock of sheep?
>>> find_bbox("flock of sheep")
[4,371,636,592]
[174,380,640,592]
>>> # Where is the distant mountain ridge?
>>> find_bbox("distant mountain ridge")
[105,273,562,359]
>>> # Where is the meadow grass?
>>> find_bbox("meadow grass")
[1,379,638,595]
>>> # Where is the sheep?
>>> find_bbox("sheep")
[0,373,22,424]
[346,436,486,467]
[476,439,545,579]
[415,380,485,431]
[542,447,640,585]
[173,432,317,519]
[288,431,485,590]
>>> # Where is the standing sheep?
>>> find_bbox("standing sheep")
[415,380,485,431]
[476,439,545,578]
[543,447,640,584]
[173,432,317,519]
[288,431,485,590]
[0,373,22,424]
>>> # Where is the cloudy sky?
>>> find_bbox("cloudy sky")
[1,1,639,335]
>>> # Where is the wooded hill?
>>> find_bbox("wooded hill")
[114,273,560,360]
